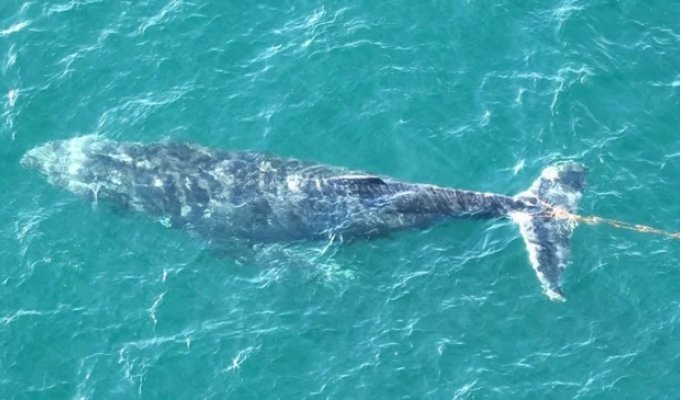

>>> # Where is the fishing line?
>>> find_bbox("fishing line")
[550,207,680,240]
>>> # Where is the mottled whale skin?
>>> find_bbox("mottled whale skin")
[22,136,587,300]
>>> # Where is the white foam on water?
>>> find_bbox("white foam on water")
[6,45,16,70]
[513,159,526,175]
[138,0,182,34]
[7,89,18,107]
[0,21,29,36]
[225,346,260,372]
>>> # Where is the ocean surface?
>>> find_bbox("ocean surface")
[2,1,680,398]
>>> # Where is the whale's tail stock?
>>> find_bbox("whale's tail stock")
[512,162,588,302]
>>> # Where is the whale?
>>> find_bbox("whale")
[21,135,587,301]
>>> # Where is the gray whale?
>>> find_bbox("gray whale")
[22,136,587,301]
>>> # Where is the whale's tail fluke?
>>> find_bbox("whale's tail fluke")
[512,162,588,301]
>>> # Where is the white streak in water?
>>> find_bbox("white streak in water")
[7,89,18,107]
[0,21,29,36]
[5,45,16,72]
[148,292,166,324]
[139,0,182,34]
[226,346,260,372]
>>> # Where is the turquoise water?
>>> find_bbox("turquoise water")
[2,1,680,398]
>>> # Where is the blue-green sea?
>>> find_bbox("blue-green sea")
[3,1,680,398]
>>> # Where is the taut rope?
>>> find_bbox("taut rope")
[549,207,680,240]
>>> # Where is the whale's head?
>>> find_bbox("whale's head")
[21,135,115,195]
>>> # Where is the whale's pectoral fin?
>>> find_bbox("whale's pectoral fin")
[513,162,587,302]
